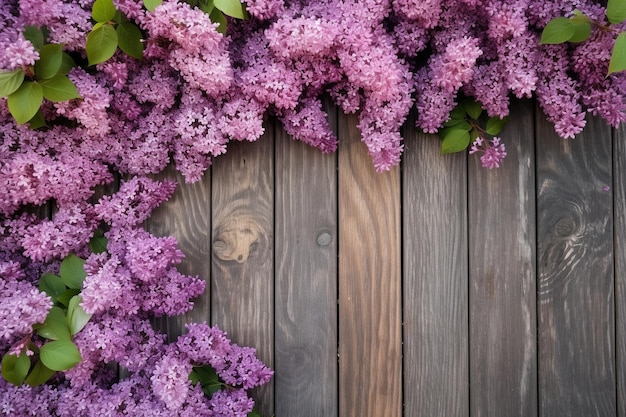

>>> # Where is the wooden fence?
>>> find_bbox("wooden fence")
[147,99,625,417]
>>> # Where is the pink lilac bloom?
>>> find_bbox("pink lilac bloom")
[151,351,193,410]
[279,98,338,153]
[95,177,177,228]
[2,34,38,70]
[469,136,507,169]
[416,36,483,132]
[20,203,98,262]
[0,278,51,343]
[54,68,112,138]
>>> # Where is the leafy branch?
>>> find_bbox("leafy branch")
[540,0,626,74]
[438,98,508,154]
[1,232,107,387]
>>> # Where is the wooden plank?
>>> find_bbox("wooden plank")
[616,124,626,417]
[274,103,338,417]
[145,164,212,341]
[211,133,274,416]
[536,113,615,416]
[468,100,537,417]
[338,113,402,417]
[402,111,469,417]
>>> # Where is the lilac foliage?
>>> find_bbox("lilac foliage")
[1,0,625,415]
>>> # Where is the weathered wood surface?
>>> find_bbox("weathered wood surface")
[616,124,626,417]
[469,100,537,417]
[338,113,403,417]
[274,107,338,417]
[402,111,469,417]
[211,134,275,417]
[141,100,624,416]
[536,113,616,417]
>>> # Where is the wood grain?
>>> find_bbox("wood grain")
[338,113,402,417]
[402,111,469,417]
[145,164,212,341]
[616,124,626,417]
[536,113,615,417]
[468,100,537,417]
[274,102,338,417]
[211,133,274,416]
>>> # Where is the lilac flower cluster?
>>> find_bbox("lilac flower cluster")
[2,0,626,414]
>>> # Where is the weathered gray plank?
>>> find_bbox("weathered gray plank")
[145,164,212,341]
[536,113,615,416]
[468,100,537,417]
[274,104,338,417]
[402,111,469,417]
[211,134,274,416]
[617,124,626,417]
[338,113,402,417]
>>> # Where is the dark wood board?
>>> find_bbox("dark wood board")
[274,103,338,417]
[536,112,615,417]
[145,164,212,341]
[468,100,537,417]
[211,133,275,416]
[617,124,626,417]
[402,111,469,417]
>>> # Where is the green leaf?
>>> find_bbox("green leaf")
[540,17,575,45]
[198,0,215,14]
[23,26,45,50]
[143,0,163,12]
[485,116,509,136]
[39,272,67,302]
[607,0,626,24]
[2,353,30,386]
[569,19,591,43]
[86,24,118,66]
[247,409,262,417]
[24,360,56,387]
[210,8,228,34]
[34,44,64,80]
[57,289,81,308]
[7,81,43,124]
[36,306,71,341]
[189,369,201,385]
[213,0,245,19]
[60,254,87,290]
[464,99,482,120]
[58,53,76,75]
[40,75,81,102]
[440,127,471,154]
[92,0,117,23]
[27,109,47,129]
[443,118,471,129]
[0,69,25,97]
[39,340,81,371]
[116,22,144,60]
[89,231,108,254]
[609,32,626,75]
[67,296,92,335]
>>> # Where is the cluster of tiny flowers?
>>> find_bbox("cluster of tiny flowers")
[2,0,626,414]
[469,137,508,169]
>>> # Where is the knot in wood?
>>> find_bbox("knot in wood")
[213,217,262,263]
[555,217,577,237]
[316,232,332,247]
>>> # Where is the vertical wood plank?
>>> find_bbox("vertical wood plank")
[274,103,338,417]
[469,100,537,417]
[402,112,469,417]
[536,113,616,417]
[338,113,402,417]
[145,165,212,340]
[211,133,274,416]
[616,125,626,417]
